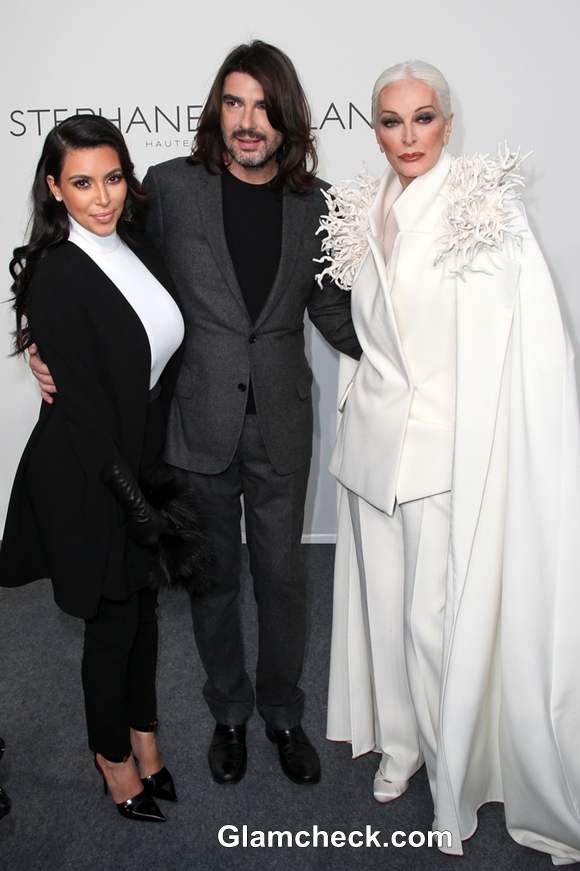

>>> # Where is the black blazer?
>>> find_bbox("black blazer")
[0,240,182,619]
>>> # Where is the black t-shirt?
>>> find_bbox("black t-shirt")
[222,169,283,412]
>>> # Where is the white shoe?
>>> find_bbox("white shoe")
[373,769,409,803]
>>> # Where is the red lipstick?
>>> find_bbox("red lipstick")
[398,152,425,162]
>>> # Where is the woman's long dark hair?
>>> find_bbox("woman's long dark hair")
[189,40,318,193]
[10,114,147,354]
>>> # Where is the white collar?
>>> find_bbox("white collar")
[68,215,122,255]
[369,150,452,237]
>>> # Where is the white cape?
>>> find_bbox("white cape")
[327,207,580,863]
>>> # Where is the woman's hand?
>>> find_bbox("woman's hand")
[28,343,57,404]
[104,458,171,547]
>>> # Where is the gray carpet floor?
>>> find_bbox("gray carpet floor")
[0,546,550,871]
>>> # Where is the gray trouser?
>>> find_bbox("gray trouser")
[171,415,310,729]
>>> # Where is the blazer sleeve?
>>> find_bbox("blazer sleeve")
[26,257,123,481]
[307,279,361,360]
[306,186,362,360]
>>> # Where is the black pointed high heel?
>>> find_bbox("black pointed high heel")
[130,722,178,802]
[94,756,166,822]
[141,765,178,802]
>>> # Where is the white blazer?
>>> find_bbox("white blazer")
[330,153,456,510]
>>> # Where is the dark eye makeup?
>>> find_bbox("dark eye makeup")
[380,110,437,129]
[70,172,123,190]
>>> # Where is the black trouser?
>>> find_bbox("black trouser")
[0,738,10,820]
[82,588,158,762]
[171,416,310,730]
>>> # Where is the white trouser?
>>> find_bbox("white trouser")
[348,490,451,795]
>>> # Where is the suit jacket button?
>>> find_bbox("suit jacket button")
[238,383,247,392]
[249,333,257,343]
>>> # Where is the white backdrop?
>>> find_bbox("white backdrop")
[2,0,579,538]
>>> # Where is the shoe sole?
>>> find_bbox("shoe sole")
[373,780,408,803]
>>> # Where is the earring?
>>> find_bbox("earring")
[55,196,62,202]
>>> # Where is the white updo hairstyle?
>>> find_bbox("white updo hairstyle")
[371,60,452,125]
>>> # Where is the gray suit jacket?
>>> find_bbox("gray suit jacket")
[143,159,360,475]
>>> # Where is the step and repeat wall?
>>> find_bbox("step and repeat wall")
[2,0,579,538]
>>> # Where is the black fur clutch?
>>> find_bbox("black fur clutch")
[142,466,213,596]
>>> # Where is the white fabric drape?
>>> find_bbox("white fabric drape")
[327,156,580,864]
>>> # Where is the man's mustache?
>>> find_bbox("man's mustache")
[232,128,265,140]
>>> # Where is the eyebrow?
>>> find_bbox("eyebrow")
[66,167,122,180]
[222,93,265,105]
[380,104,437,115]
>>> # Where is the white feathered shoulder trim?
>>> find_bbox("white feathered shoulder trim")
[435,142,530,278]
[314,144,530,290]
[314,171,379,290]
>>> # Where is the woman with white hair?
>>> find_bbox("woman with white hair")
[320,60,580,864]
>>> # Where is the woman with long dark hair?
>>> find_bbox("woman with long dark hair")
[0,114,187,821]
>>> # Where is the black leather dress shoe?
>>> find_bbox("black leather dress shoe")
[266,725,321,785]
[208,724,247,784]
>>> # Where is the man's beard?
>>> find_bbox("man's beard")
[224,128,282,169]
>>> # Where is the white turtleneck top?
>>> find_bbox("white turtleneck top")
[68,217,184,389]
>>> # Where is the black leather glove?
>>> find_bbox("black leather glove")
[103,456,170,547]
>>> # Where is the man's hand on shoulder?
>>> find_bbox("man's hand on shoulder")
[28,343,57,404]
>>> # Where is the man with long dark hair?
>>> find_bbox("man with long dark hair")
[31,40,360,786]
[144,41,360,786]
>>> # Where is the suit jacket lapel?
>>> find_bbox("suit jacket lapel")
[362,153,455,399]
[197,170,250,321]
[364,171,409,379]
[254,190,306,329]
